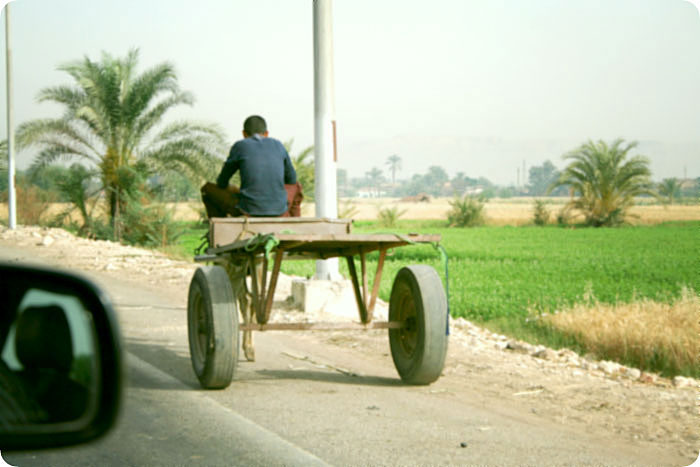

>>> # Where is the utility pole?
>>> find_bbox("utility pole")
[313,0,339,279]
[5,3,16,229]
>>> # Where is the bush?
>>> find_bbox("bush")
[377,205,406,228]
[113,182,184,247]
[51,164,102,235]
[17,182,55,225]
[533,199,551,226]
[556,206,572,226]
[338,201,359,219]
[447,195,486,227]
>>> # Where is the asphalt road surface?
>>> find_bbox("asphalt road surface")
[1,245,683,466]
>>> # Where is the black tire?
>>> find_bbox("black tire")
[388,265,448,385]
[188,266,238,389]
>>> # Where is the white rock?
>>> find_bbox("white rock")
[672,376,695,388]
[494,341,509,350]
[40,235,55,247]
[104,263,118,271]
[505,340,532,353]
[532,348,558,360]
[598,360,621,375]
[622,368,641,380]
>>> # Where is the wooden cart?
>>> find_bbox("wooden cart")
[188,217,448,389]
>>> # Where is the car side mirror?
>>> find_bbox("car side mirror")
[0,263,123,450]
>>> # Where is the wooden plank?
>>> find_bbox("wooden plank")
[259,256,268,322]
[274,233,440,243]
[346,256,369,323]
[239,321,403,331]
[368,248,387,318]
[206,233,440,256]
[194,254,219,263]
[360,250,368,312]
[211,216,351,226]
[210,217,352,247]
[263,250,284,324]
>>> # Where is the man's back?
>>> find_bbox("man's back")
[216,135,297,216]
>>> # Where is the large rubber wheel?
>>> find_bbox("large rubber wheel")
[188,266,238,389]
[389,265,448,385]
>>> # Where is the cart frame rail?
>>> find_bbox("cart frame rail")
[195,232,440,326]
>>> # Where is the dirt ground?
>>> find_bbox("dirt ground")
[1,225,698,465]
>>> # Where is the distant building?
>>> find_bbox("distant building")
[356,187,387,198]
[463,187,484,196]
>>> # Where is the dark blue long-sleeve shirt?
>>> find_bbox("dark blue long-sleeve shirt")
[216,135,297,216]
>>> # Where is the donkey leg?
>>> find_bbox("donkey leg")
[226,262,255,362]
[240,290,255,362]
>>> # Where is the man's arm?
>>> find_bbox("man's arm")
[216,145,241,189]
[283,153,297,185]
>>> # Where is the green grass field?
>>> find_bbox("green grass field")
[178,220,698,320]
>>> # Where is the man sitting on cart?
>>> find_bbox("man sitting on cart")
[201,115,302,218]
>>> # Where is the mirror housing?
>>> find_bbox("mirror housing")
[0,262,123,450]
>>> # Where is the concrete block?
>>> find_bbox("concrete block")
[291,279,358,318]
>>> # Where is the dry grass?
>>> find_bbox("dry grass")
[543,290,700,376]
[303,198,700,225]
[2,198,699,226]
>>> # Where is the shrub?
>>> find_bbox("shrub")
[51,164,102,234]
[556,206,573,226]
[338,201,359,220]
[532,199,550,226]
[117,199,183,247]
[377,205,406,228]
[447,195,486,227]
[16,182,55,225]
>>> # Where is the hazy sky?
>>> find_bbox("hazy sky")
[1,0,699,185]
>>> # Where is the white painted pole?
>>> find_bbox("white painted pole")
[5,3,16,229]
[313,0,339,279]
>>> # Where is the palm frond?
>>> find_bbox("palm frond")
[122,62,179,127]
[129,92,195,145]
[29,145,97,170]
[16,119,102,157]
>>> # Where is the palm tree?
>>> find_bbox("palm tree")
[284,140,314,201]
[365,167,384,197]
[548,139,656,226]
[658,178,681,205]
[17,49,226,229]
[385,154,401,185]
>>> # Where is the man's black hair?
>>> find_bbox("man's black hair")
[243,115,267,135]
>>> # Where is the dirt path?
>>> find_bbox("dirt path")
[1,225,698,465]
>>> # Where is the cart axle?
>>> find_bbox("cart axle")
[239,321,404,331]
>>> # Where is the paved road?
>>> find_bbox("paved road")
[1,246,679,466]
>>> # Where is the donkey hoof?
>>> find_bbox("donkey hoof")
[243,346,256,362]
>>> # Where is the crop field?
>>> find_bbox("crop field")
[180,220,698,320]
[282,221,698,318]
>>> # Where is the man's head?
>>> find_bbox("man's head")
[242,115,268,138]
